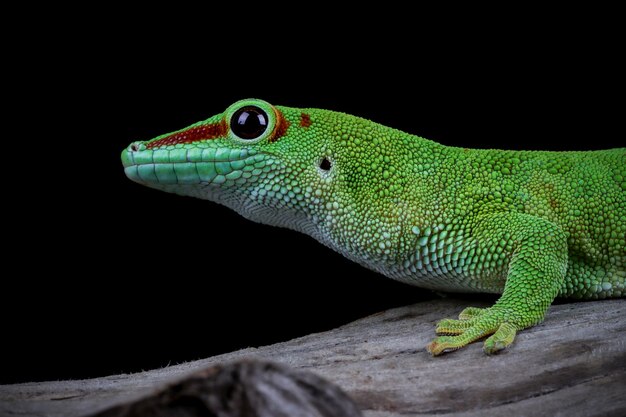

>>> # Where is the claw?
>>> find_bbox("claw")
[483,323,517,355]
[426,336,463,356]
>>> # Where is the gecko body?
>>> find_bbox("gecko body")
[122,99,625,354]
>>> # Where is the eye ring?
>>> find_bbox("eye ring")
[225,99,277,143]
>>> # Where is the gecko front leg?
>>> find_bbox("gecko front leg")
[426,213,568,355]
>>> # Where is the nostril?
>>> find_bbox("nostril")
[130,143,139,152]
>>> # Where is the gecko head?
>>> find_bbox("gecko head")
[122,99,334,230]
[122,99,407,251]
[123,98,422,264]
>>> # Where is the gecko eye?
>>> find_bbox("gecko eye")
[230,106,269,140]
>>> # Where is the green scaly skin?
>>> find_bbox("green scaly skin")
[122,99,625,355]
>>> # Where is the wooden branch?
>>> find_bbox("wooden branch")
[1,299,625,417]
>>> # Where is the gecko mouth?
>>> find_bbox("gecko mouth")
[121,143,268,186]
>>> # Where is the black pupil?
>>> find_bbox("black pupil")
[231,106,269,139]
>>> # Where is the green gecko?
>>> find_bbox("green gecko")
[122,99,625,355]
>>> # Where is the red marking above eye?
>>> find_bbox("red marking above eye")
[146,119,227,149]
[300,113,312,128]
[269,110,290,143]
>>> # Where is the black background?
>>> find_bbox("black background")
[3,14,622,384]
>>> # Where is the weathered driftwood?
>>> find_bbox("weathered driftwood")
[1,299,625,417]
[90,360,363,417]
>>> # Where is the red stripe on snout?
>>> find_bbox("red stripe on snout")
[146,119,227,149]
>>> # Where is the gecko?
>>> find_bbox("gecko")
[121,99,625,355]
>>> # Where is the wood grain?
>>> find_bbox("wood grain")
[1,299,625,417]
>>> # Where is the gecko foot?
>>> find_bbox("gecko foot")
[426,307,519,356]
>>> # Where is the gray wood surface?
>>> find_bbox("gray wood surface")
[1,299,625,417]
